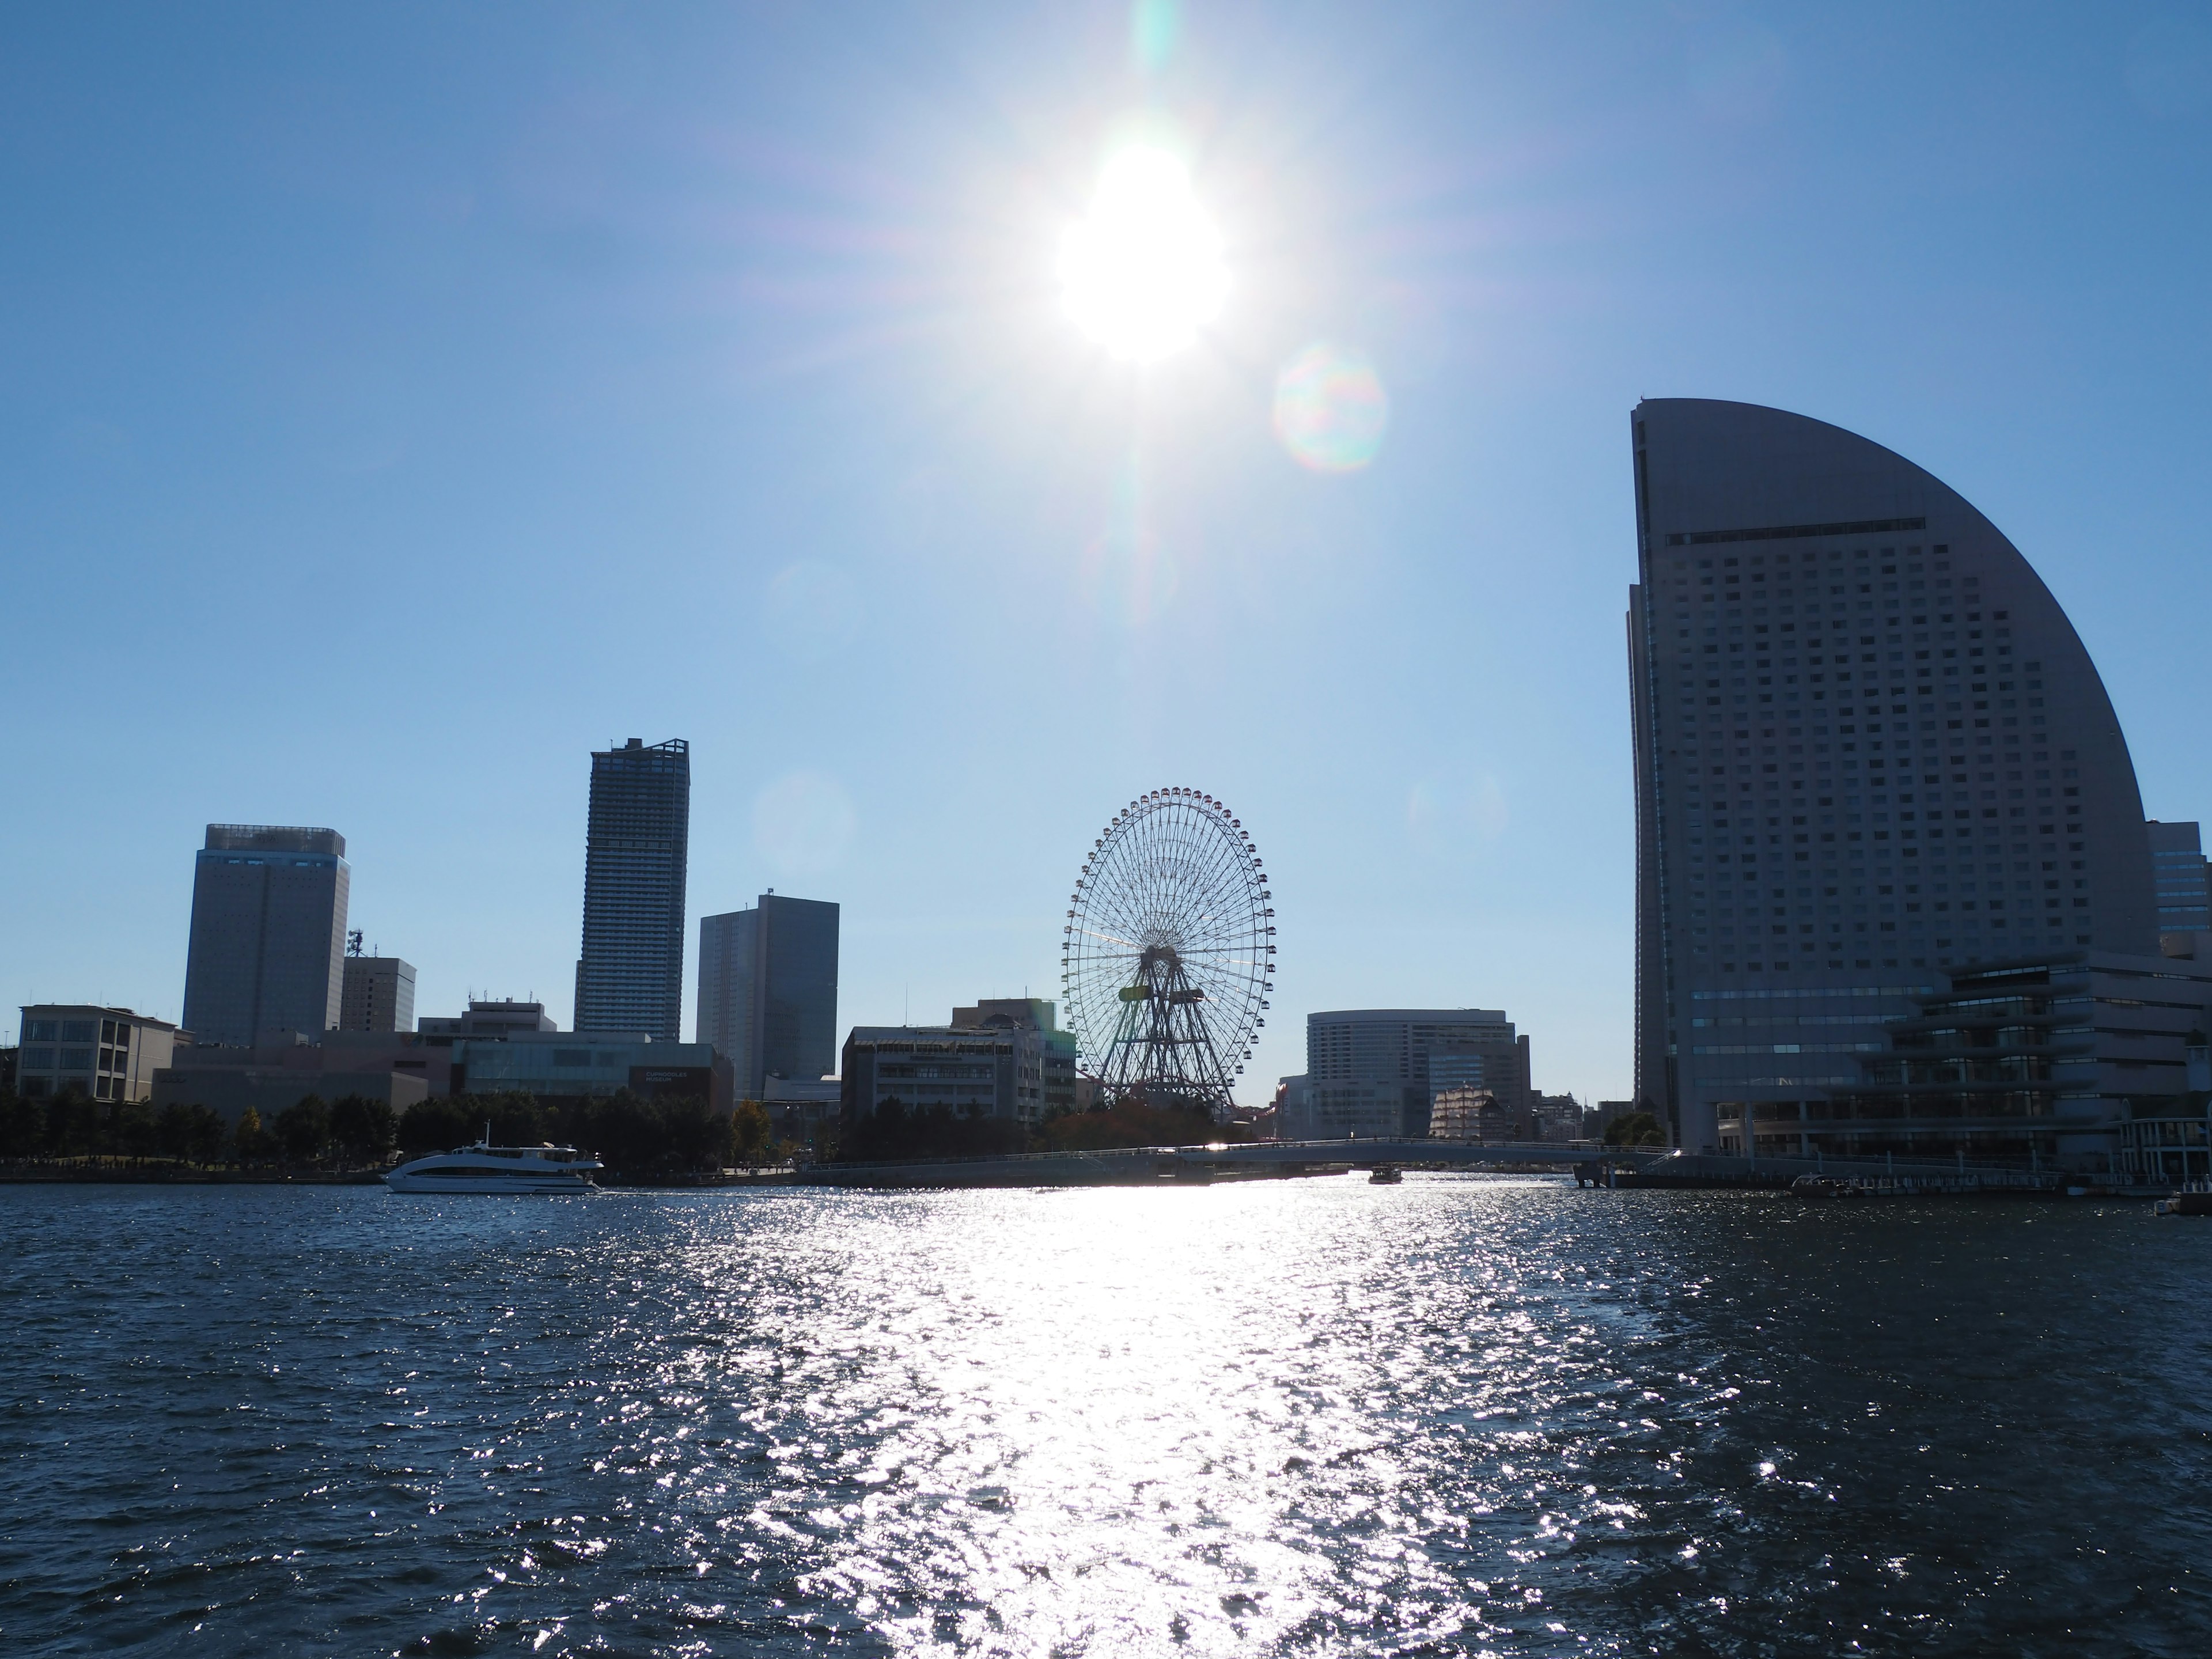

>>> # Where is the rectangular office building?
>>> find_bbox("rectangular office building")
[1306,1008,1533,1137]
[182,825,350,1047]
[697,893,838,1097]
[575,738,690,1038]
[2147,820,2211,937]
[16,1005,182,1101]
[339,953,416,1033]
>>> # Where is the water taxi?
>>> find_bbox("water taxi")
[386,1130,602,1195]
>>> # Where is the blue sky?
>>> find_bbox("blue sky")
[6,3,2211,1103]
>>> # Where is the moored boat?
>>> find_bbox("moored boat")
[387,1128,601,1194]
[2158,1179,2212,1217]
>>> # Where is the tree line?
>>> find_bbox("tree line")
[0,1085,780,1178]
[0,1089,398,1168]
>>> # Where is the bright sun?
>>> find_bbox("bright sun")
[1060,145,1227,362]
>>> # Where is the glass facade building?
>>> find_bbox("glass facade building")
[574,739,690,1038]
[696,893,839,1097]
[181,824,350,1047]
[1628,399,2157,1153]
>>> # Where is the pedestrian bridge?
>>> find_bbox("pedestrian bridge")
[796,1138,1665,1188]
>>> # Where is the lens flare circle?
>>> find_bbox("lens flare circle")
[1272,343,1389,473]
[1060,145,1227,362]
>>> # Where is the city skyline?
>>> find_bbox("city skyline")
[6,8,2212,1106]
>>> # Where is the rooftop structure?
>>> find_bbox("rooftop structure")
[418,999,558,1041]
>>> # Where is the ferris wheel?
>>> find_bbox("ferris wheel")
[1060,787,1276,1115]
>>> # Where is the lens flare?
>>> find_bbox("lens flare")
[1060,145,1227,362]
[1272,343,1389,472]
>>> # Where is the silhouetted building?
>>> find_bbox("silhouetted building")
[841,1027,1027,1127]
[339,953,415,1034]
[1765,950,2212,1173]
[697,893,838,1097]
[1629,399,2158,1152]
[16,1005,182,1102]
[2147,820,2211,936]
[182,825,350,1047]
[575,738,690,1038]
[1306,1009,1532,1137]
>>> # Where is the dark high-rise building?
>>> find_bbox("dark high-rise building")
[2146,820,2211,936]
[182,825,351,1047]
[697,893,839,1096]
[1628,399,2156,1153]
[574,738,690,1037]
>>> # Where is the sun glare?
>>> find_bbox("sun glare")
[1060,145,1227,362]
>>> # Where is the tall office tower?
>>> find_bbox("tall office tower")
[181,825,351,1047]
[1305,1009,1532,1136]
[696,893,839,1096]
[339,953,416,1033]
[1628,399,2156,1153]
[574,738,691,1037]
[2146,821,2211,936]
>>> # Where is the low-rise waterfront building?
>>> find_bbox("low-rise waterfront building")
[16,1006,183,1102]
[449,1035,730,1113]
[1429,1085,1502,1141]
[840,1027,1027,1128]
[1719,949,2212,1173]
[762,1074,841,1148]
[152,1031,427,1123]
[1306,1078,1410,1139]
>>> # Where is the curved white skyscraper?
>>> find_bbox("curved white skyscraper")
[1628,400,2154,1152]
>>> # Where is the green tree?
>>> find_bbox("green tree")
[1604,1111,1666,1147]
[329,1094,397,1166]
[184,1104,226,1164]
[48,1089,101,1158]
[0,1092,43,1159]
[156,1102,199,1161]
[397,1097,474,1158]
[732,1100,771,1168]
[233,1105,268,1163]
[112,1097,159,1160]
[274,1095,332,1164]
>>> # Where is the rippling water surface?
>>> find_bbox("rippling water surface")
[4,1177,2209,1656]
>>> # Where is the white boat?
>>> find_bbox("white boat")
[387,1128,602,1194]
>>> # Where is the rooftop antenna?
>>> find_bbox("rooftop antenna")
[347,929,364,957]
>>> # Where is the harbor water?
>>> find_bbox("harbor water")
[3,1177,2207,1656]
